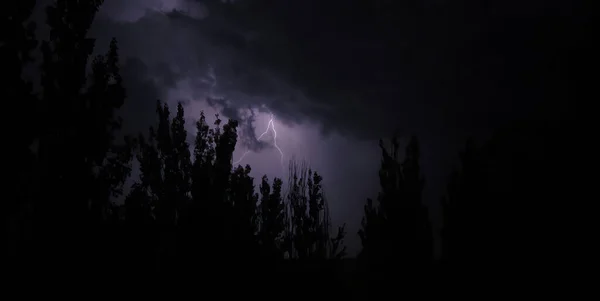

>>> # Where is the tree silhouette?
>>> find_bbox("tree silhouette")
[439,121,578,282]
[36,0,123,222]
[1,0,350,283]
[284,160,347,260]
[3,0,39,261]
[121,100,348,282]
[2,0,38,173]
[228,164,260,261]
[1,0,135,275]
[358,136,433,291]
[0,0,479,289]
[258,175,285,259]
[85,39,133,224]
[5,0,582,295]
[441,139,486,267]
[170,103,192,217]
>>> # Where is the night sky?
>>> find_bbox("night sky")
[27,0,589,255]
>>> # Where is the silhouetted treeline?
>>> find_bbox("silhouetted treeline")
[439,121,580,284]
[4,0,579,293]
[4,2,347,288]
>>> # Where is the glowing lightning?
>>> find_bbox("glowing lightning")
[270,115,285,168]
[233,114,285,169]
[206,65,284,170]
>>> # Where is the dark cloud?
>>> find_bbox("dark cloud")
[94,1,587,192]
[29,0,589,144]
[118,57,165,136]
[86,2,338,138]
[174,1,589,142]
[206,96,270,152]
[218,1,587,135]
[26,0,588,255]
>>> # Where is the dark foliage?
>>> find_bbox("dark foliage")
[440,121,581,286]
[3,1,346,284]
[3,0,580,294]
[357,136,433,293]
[3,0,39,258]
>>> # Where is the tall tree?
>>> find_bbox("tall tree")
[2,0,39,263]
[11,0,134,274]
[170,103,192,216]
[85,38,133,224]
[439,121,576,278]
[190,111,215,205]
[358,136,433,288]
[1,0,38,163]
[134,101,190,227]
[284,160,346,260]
[154,101,177,227]
[229,165,259,259]
[258,175,285,259]
[441,139,486,266]
[35,0,106,221]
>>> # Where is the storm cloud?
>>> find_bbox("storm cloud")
[88,0,586,142]
[27,0,588,255]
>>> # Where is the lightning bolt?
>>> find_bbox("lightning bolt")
[205,65,285,171]
[233,114,285,170]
